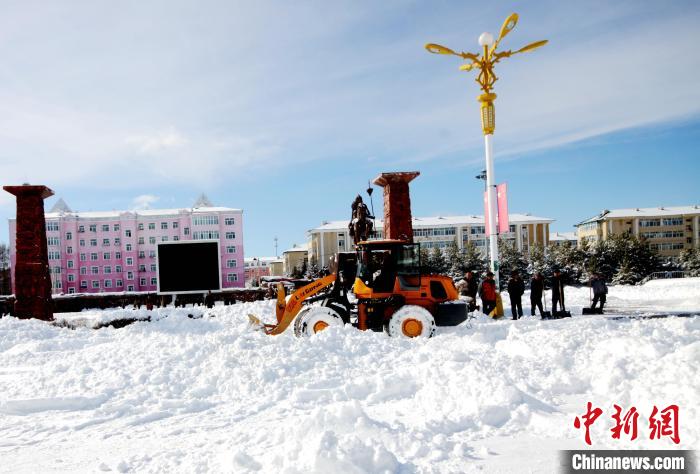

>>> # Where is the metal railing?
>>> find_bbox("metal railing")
[647,271,687,281]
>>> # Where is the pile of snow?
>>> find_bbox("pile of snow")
[0,279,698,473]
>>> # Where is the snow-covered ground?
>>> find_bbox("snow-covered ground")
[1,279,698,473]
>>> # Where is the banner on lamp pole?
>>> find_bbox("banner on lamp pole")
[497,183,509,234]
[484,183,509,237]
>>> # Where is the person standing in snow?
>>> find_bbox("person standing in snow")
[551,269,566,313]
[590,273,608,312]
[478,271,498,316]
[456,270,480,312]
[507,270,525,320]
[530,272,545,316]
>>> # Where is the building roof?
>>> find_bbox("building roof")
[549,231,577,241]
[49,198,72,214]
[283,242,309,253]
[244,256,279,263]
[577,206,700,226]
[310,213,555,232]
[38,205,241,221]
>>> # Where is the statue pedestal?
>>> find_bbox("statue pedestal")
[3,185,55,320]
[373,172,419,242]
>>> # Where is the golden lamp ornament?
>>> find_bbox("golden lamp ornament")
[425,13,547,135]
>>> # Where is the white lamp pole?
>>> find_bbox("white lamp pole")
[425,13,547,291]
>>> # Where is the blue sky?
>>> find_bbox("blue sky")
[1,0,699,256]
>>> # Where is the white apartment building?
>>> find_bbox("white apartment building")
[308,214,554,268]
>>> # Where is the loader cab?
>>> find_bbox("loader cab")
[355,240,420,294]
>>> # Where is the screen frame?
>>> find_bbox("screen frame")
[156,239,222,295]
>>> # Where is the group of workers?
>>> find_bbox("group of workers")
[457,269,608,319]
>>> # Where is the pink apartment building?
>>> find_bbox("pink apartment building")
[8,195,244,294]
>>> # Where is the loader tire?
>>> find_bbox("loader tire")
[385,305,436,338]
[294,306,344,337]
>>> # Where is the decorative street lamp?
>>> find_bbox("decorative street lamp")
[425,13,546,288]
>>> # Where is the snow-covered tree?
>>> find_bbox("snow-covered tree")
[428,246,448,275]
[679,248,700,277]
[419,246,432,273]
[445,239,464,278]
[462,240,487,276]
[498,238,527,289]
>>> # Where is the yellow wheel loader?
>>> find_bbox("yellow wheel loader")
[249,239,472,338]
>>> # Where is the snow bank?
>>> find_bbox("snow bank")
[0,282,698,473]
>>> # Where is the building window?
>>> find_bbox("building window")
[225,232,236,239]
[115,265,122,273]
[173,222,179,229]
[91,253,98,261]
[48,251,60,260]
[91,266,99,275]
[149,237,156,244]
[226,246,236,254]
[138,237,145,244]
[173,236,179,241]
[114,224,120,232]
[162,236,168,242]
[127,285,134,291]
[227,259,237,268]
[115,251,121,259]
[193,215,219,226]
[116,279,123,287]
[66,232,72,240]
[161,222,168,229]
[68,287,75,294]
[104,266,112,274]
[68,274,75,282]
[90,239,97,246]
[66,246,73,255]
[150,277,157,285]
[662,218,683,227]
[52,280,62,290]
[80,253,87,261]
[80,267,87,275]
[125,229,132,237]
[47,236,60,246]
[80,281,88,289]
[92,280,99,289]
[148,223,156,230]
[114,238,121,245]
[184,227,190,235]
[126,257,133,265]
[140,278,146,286]
[89,224,97,232]
[193,231,219,240]
[46,221,59,232]
[67,260,74,269]
[640,219,661,227]
[139,251,146,258]
[227,273,238,282]
[138,223,144,230]
[102,239,110,246]
[150,264,156,272]
[78,225,85,233]
[127,271,134,280]
[79,239,85,247]
[101,224,109,232]
[225,217,235,225]
[103,252,111,260]
[149,250,156,258]
[104,280,112,288]
[51,266,61,274]
[139,264,146,272]
[126,244,132,251]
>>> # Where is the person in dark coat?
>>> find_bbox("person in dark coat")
[478,271,498,316]
[530,272,545,316]
[590,273,608,311]
[507,270,525,320]
[205,290,215,309]
[551,269,566,313]
[456,270,480,312]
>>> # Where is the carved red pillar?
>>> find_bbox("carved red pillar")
[3,185,54,320]
[372,172,419,242]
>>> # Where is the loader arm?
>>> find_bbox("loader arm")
[251,273,337,335]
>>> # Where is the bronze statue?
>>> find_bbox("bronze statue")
[349,195,374,246]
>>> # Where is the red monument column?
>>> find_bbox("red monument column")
[3,185,55,320]
[373,171,420,242]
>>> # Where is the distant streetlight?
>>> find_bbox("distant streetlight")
[475,169,487,192]
[425,13,547,288]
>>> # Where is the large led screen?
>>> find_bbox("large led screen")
[157,240,221,294]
